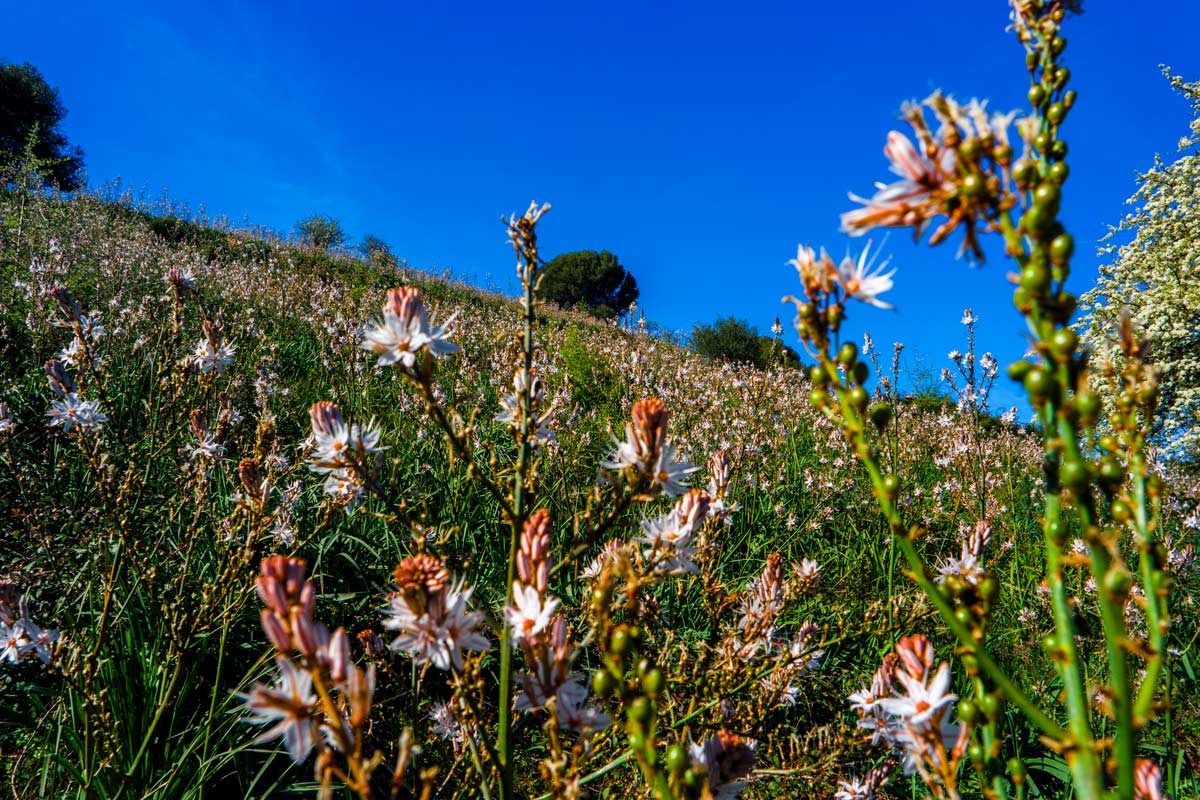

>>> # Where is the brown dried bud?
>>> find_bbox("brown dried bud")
[630,398,669,462]
[895,635,935,680]
[393,554,449,597]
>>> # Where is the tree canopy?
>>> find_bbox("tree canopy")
[0,62,85,190]
[359,234,398,268]
[538,250,638,319]
[1079,69,1200,457]
[296,214,348,251]
[691,317,801,369]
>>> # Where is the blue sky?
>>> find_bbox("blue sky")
[9,1,1199,412]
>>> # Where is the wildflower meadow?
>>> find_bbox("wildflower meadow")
[1,2,1199,799]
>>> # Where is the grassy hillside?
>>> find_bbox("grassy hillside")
[0,186,1197,799]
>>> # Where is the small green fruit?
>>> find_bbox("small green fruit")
[665,743,689,775]
[642,668,665,698]
[1058,458,1089,490]
[592,669,616,698]
[628,696,654,725]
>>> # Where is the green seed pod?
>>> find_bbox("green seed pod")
[1013,160,1039,187]
[665,744,689,775]
[592,668,616,698]
[1049,160,1070,183]
[869,402,893,429]
[809,365,830,387]
[968,741,986,766]
[1098,435,1119,453]
[1063,89,1077,108]
[1023,367,1055,400]
[1075,391,1101,423]
[1045,518,1066,545]
[1058,457,1089,490]
[1049,233,1074,264]
[1020,262,1051,293]
[1008,757,1028,783]
[610,626,632,656]
[1046,102,1066,123]
[1098,456,1124,487]
[960,138,982,160]
[1027,85,1046,107]
[628,696,654,726]
[979,576,1000,601]
[1033,182,1061,211]
[1055,67,1072,86]
[809,388,828,409]
[956,699,979,724]
[1051,140,1069,160]
[828,304,845,328]
[837,342,858,366]
[978,692,1003,720]
[1021,206,1055,240]
[1051,36,1067,55]
[642,668,665,698]
[1034,131,1052,152]
[1007,360,1033,382]
[1111,499,1132,523]
[1012,286,1035,313]
[846,387,868,413]
[1048,328,1077,361]
[994,142,1013,163]
[961,172,986,198]
[954,607,973,627]
[627,729,646,753]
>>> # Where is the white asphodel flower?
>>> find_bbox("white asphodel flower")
[877,662,957,728]
[504,583,559,647]
[361,287,459,369]
[836,242,897,310]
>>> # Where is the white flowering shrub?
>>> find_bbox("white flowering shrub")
[1079,71,1200,459]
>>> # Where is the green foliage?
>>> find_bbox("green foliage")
[1079,69,1200,458]
[296,213,348,251]
[560,325,620,411]
[0,62,85,190]
[539,249,638,318]
[690,317,801,369]
[359,234,398,269]
[691,317,761,366]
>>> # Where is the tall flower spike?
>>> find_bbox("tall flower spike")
[605,398,697,495]
[517,509,553,595]
[384,556,489,671]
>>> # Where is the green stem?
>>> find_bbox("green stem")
[498,243,539,800]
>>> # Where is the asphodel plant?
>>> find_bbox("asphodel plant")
[786,2,1169,799]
